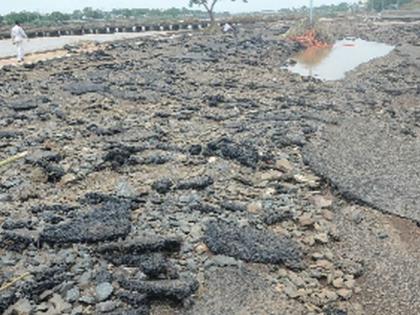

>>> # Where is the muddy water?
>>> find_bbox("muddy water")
[0,32,164,59]
[288,38,394,80]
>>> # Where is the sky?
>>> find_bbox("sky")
[0,0,359,15]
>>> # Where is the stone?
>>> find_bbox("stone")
[332,278,344,289]
[351,209,365,224]
[247,201,263,213]
[314,233,329,244]
[96,301,118,313]
[79,296,96,305]
[319,289,338,302]
[344,278,356,289]
[65,287,80,303]
[96,282,114,302]
[309,195,333,208]
[71,305,83,315]
[322,210,334,221]
[337,288,353,300]
[7,298,33,315]
[284,284,300,298]
[195,243,209,254]
[275,159,293,172]
[59,174,77,186]
[299,214,314,227]
[316,260,333,270]
[49,294,72,314]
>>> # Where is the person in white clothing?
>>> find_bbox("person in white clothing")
[223,23,233,33]
[11,22,28,62]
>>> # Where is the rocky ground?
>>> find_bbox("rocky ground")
[0,18,419,315]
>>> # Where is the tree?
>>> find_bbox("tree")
[367,0,410,11]
[48,11,71,22]
[189,0,247,24]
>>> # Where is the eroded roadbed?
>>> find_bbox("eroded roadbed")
[0,20,419,315]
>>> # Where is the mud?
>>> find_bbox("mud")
[0,17,419,315]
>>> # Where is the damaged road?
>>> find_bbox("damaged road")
[0,17,419,315]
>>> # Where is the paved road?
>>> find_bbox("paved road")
[304,116,420,223]
[0,32,164,58]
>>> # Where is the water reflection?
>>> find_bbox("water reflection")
[288,38,394,81]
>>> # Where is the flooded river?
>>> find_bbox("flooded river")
[0,32,163,59]
[288,38,394,80]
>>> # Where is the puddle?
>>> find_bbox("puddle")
[0,32,166,59]
[287,38,394,81]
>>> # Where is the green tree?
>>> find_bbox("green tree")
[189,0,247,24]
[72,10,84,20]
[367,0,410,11]
[48,11,70,22]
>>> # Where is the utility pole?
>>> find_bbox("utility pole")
[309,0,314,25]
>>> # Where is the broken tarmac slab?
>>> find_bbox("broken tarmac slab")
[204,221,303,269]
[40,201,131,244]
[304,117,420,223]
[118,276,199,302]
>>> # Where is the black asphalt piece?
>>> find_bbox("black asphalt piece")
[220,200,247,212]
[78,192,139,209]
[25,150,62,165]
[64,82,109,95]
[102,145,139,169]
[97,235,182,254]
[176,175,214,190]
[0,131,22,139]
[304,117,420,223]
[138,154,171,165]
[0,232,33,252]
[40,162,65,183]
[188,144,202,155]
[7,99,38,111]
[23,264,70,302]
[2,219,33,230]
[152,178,174,194]
[118,276,199,302]
[188,202,221,214]
[106,253,173,278]
[263,208,294,225]
[117,291,148,307]
[30,204,77,214]
[0,291,17,315]
[97,236,181,277]
[207,94,225,107]
[204,221,303,269]
[206,138,259,168]
[40,202,131,244]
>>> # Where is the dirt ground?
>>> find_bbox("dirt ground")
[0,18,419,315]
